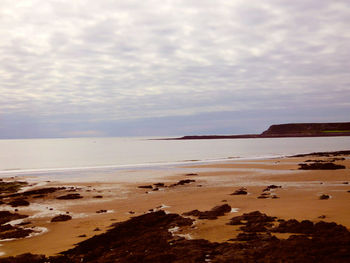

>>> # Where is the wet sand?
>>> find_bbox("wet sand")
[0,153,349,257]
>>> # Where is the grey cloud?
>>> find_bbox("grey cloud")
[0,0,349,138]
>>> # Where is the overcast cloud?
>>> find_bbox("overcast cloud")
[1,0,350,138]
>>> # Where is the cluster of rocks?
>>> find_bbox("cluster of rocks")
[298,162,346,170]
[228,211,277,233]
[51,215,72,222]
[0,211,33,240]
[257,185,281,199]
[2,210,350,263]
[230,188,247,195]
[56,193,83,200]
[292,150,350,157]
[0,180,28,195]
[183,204,231,220]
[138,179,196,192]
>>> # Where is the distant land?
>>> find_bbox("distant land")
[170,122,350,140]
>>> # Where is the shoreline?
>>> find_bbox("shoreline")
[0,150,349,258]
[2,149,350,178]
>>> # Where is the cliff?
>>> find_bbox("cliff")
[173,122,350,140]
[261,122,350,137]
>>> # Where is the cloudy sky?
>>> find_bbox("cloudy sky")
[1,0,350,138]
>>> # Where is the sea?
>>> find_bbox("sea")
[0,136,349,179]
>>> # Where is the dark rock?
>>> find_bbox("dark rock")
[94,228,101,231]
[343,182,349,184]
[230,188,248,195]
[51,214,72,222]
[56,193,83,200]
[152,188,159,191]
[153,183,165,187]
[235,232,273,241]
[257,195,269,199]
[0,181,28,195]
[22,187,65,196]
[1,210,350,263]
[228,211,276,232]
[319,194,330,200]
[8,199,30,207]
[170,179,196,187]
[33,195,45,199]
[0,224,33,240]
[78,234,87,237]
[0,253,46,262]
[298,162,346,170]
[183,204,231,220]
[263,185,282,191]
[272,219,314,234]
[96,210,107,214]
[185,173,198,176]
[93,195,103,198]
[137,185,153,189]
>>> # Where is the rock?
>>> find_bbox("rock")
[96,210,107,214]
[1,210,350,263]
[170,179,196,187]
[298,162,346,170]
[8,199,30,207]
[152,188,159,191]
[94,228,101,231]
[228,211,276,232]
[153,183,165,187]
[138,185,153,189]
[22,187,65,196]
[56,193,83,200]
[235,232,273,241]
[272,219,314,234]
[33,195,45,198]
[183,204,231,220]
[263,185,282,192]
[78,234,87,237]
[93,195,103,198]
[319,194,330,200]
[0,225,33,239]
[51,214,72,222]
[0,181,28,195]
[230,188,247,195]
[185,173,198,176]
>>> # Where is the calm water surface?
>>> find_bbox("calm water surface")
[0,136,349,174]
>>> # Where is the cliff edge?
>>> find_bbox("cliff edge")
[172,122,350,140]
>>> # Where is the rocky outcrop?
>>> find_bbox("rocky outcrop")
[56,193,83,200]
[51,215,72,222]
[230,188,248,195]
[298,162,346,170]
[1,210,350,263]
[183,204,231,220]
[170,122,350,140]
[0,211,32,240]
[261,122,350,137]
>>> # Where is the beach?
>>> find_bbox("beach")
[0,151,349,259]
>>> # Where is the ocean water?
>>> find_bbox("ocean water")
[0,136,349,176]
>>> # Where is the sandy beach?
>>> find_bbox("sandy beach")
[0,152,349,258]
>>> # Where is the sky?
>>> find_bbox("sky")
[0,0,350,138]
